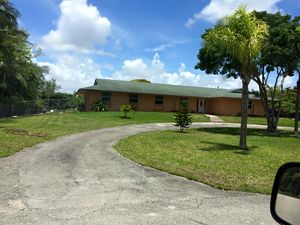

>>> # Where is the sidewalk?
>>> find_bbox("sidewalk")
[206,114,224,123]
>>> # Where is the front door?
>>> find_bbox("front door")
[198,99,205,113]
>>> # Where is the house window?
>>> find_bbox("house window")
[101,92,111,102]
[129,94,138,103]
[248,100,253,110]
[155,95,164,105]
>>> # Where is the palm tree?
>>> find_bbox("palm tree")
[0,0,27,101]
[203,6,268,149]
[0,0,19,28]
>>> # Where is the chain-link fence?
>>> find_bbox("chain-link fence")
[0,99,84,118]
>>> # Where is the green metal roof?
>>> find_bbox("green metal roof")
[79,79,259,100]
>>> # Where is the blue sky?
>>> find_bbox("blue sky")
[11,0,300,92]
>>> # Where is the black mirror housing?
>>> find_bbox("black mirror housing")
[271,162,300,225]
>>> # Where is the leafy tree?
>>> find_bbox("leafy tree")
[120,104,132,118]
[0,0,49,103]
[174,100,192,132]
[281,88,297,118]
[48,92,84,111]
[252,11,300,132]
[196,6,268,149]
[130,79,151,83]
[42,79,60,100]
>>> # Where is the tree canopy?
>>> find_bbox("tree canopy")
[196,8,300,133]
[196,6,268,149]
[130,79,151,83]
[252,11,300,132]
[0,0,51,103]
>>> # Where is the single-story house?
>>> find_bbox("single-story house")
[78,79,265,116]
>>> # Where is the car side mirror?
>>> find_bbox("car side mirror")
[271,162,300,225]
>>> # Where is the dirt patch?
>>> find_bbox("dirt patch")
[4,128,48,137]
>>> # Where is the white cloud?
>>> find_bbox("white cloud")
[38,54,103,93]
[41,0,111,53]
[146,40,194,52]
[111,53,258,90]
[185,0,281,27]
[40,52,298,93]
[151,52,165,70]
[283,75,297,89]
[37,0,115,93]
[147,42,177,52]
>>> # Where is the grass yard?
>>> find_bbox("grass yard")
[115,127,300,194]
[221,116,295,127]
[0,111,209,158]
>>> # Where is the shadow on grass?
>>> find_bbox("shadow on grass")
[172,129,193,134]
[196,127,293,138]
[120,116,132,119]
[197,141,256,155]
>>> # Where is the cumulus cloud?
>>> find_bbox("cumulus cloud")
[37,0,115,92]
[38,54,103,93]
[40,52,300,93]
[185,0,281,27]
[41,0,112,53]
[151,52,165,70]
[110,53,259,90]
[283,75,297,89]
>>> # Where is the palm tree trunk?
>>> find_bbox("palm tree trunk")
[239,78,249,150]
[294,76,300,135]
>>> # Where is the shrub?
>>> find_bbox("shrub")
[174,100,192,132]
[120,104,133,118]
[93,102,108,112]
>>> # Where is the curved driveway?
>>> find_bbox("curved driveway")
[0,123,277,225]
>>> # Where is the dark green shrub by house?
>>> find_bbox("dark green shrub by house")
[174,101,192,132]
[93,102,108,112]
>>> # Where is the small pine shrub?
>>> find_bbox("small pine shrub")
[174,101,192,132]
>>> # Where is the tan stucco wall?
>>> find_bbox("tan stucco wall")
[252,100,265,116]
[110,92,128,110]
[79,90,101,111]
[206,98,264,116]
[79,90,265,116]
[109,93,198,112]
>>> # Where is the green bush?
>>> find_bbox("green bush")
[93,102,108,112]
[120,104,133,118]
[174,101,192,132]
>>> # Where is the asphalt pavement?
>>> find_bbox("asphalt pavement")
[0,123,277,225]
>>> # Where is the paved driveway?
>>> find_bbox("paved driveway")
[0,123,276,225]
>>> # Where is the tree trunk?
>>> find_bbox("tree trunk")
[179,125,183,132]
[257,82,273,132]
[239,78,250,150]
[252,73,279,133]
[274,75,286,132]
[295,76,300,135]
[0,73,6,101]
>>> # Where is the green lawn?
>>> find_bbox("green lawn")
[115,127,300,194]
[220,116,295,127]
[0,112,209,158]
